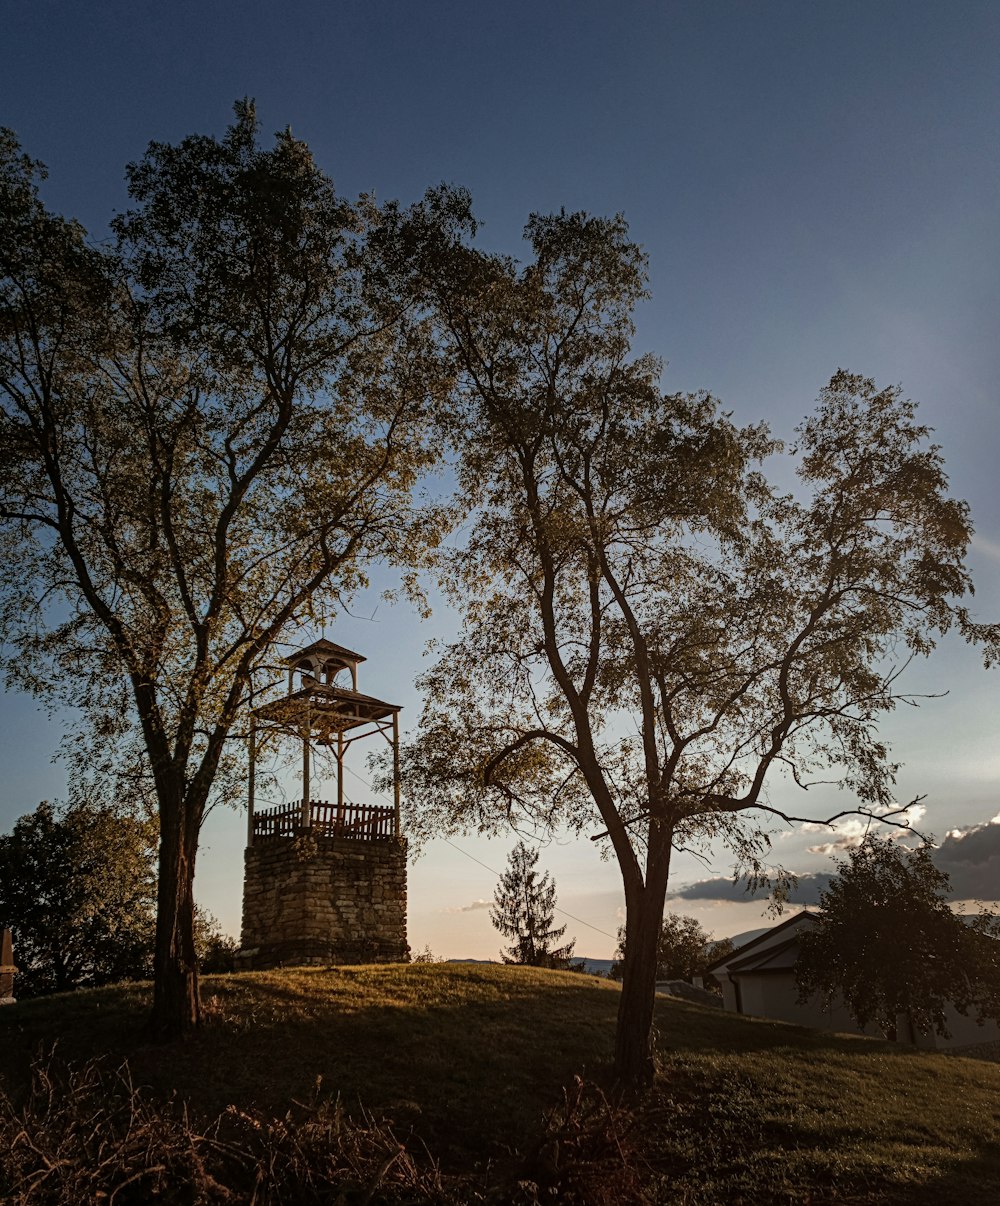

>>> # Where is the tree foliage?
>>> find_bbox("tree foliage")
[490,841,576,967]
[796,835,1000,1039]
[0,803,238,995]
[0,802,156,997]
[0,108,450,1034]
[611,914,734,985]
[399,201,998,1084]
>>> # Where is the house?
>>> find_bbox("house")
[699,911,1000,1051]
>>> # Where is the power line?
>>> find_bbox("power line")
[342,760,619,942]
[439,836,618,941]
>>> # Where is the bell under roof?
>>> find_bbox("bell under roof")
[282,637,367,666]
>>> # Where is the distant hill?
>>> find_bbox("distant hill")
[575,956,614,975]
[725,925,773,948]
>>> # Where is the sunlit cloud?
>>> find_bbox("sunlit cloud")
[667,871,832,905]
[669,809,1000,905]
[806,837,863,856]
[803,803,927,854]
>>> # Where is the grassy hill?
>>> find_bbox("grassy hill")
[2,963,1000,1203]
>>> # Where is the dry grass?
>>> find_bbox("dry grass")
[1,1052,461,1203]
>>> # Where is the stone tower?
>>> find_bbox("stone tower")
[239,639,409,968]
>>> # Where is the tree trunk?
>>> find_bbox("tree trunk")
[149,793,201,1039]
[613,822,672,1089]
[613,885,667,1087]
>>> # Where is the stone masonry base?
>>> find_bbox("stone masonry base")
[239,829,409,969]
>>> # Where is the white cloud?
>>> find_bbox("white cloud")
[441,898,492,915]
[800,803,927,856]
[902,802,927,826]
[806,836,864,855]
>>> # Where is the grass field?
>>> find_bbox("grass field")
[3,963,1000,1202]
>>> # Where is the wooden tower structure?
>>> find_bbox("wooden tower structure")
[239,638,409,968]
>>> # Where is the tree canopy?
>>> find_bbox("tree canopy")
[796,835,1000,1039]
[0,802,239,997]
[0,802,156,997]
[490,841,576,967]
[400,203,998,1084]
[0,106,451,1034]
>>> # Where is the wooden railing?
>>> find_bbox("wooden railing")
[252,799,395,842]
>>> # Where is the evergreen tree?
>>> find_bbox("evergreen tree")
[490,842,575,967]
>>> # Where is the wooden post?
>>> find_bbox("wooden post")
[392,711,401,837]
[301,718,311,829]
[337,728,344,814]
[247,718,256,848]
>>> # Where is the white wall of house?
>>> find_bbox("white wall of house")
[711,913,1000,1051]
[730,970,876,1036]
[911,1003,1000,1050]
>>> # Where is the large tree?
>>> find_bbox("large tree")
[400,204,997,1085]
[796,835,1000,1040]
[0,107,449,1036]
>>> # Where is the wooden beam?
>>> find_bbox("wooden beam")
[301,719,311,828]
[337,728,344,812]
[247,718,256,848]
[392,711,401,837]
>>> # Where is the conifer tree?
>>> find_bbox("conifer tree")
[490,842,576,967]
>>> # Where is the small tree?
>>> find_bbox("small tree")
[797,835,1000,1039]
[0,802,157,997]
[491,841,576,967]
[611,913,734,985]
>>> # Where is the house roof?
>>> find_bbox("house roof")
[254,683,400,733]
[726,933,804,976]
[703,910,818,974]
[282,638,367,667]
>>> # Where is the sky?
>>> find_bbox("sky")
[2,0,999,958]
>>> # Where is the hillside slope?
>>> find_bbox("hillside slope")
[2,963,1000,1203]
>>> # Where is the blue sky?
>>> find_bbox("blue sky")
[2,1,999,956]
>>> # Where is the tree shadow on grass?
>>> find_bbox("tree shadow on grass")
[654,994,900,1060]
[5,969,999,1195]
[899,1141,1000,1206]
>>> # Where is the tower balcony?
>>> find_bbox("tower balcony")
[251,798,397,843]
